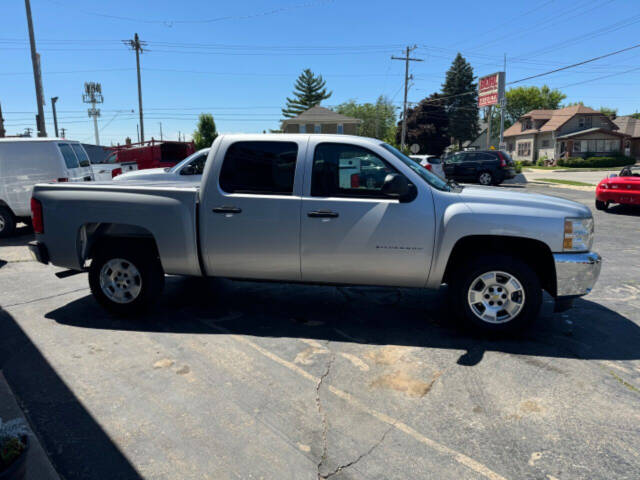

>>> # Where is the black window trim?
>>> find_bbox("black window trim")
[219,140,299,196]
[311,142,406,200]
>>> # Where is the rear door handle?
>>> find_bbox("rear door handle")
[213,206,242,214]
[307,210,339,218]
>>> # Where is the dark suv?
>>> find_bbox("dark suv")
[442,150,516,186]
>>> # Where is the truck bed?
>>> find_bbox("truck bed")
[32,182,202,276]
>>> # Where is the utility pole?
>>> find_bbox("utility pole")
[486,105,492,149]
[51,96,59,137]
[136,124,140,143]
[124,33,147,143]
[60,127,66,138]
[25,0,47,137]
[499,54,507,149]
[159,122,163,141]
[82,82,103,145]
[0,102,6,138]
[391,46,423,150]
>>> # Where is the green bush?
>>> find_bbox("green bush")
[514,161,523,173]
[0,437,25,471]
[557,155,634,168]
[536,158,546,166]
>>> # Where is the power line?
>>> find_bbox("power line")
[507,43,640,85]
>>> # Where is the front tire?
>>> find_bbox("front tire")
[449,255,542,333]
[89,243,164,315]
[595,199,608,211]
[0,207,16,238]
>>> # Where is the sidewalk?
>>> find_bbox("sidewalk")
[0,372,60,480]
[523,168,615,185]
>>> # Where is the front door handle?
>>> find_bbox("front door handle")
[213,206,242,214]
[307,210,339,218]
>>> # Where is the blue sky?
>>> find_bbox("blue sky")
[2,0,640,145]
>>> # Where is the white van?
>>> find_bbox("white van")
[0,138,94,237]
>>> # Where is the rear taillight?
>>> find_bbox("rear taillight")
[496,152,507,167]
[56,177,69,182]
[112,168,122,178]
[350,173,360,188]
[31,197,44,234]
[424,163,433,171]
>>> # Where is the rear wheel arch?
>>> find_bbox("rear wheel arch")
[80,223,161,266]
[442,235,557,297]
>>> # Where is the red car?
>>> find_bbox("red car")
[595,165,640,210]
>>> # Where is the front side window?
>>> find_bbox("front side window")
[58,143,80,169]
[381,143,450,191]
[180,153,207,175]
[71,144,91,167]
[311,143,397,198]
[219,141,298,195]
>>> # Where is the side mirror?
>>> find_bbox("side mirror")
[180,164,195,176]
[381,173,415,202]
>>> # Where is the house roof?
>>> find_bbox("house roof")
[613,116,640,138]
[503,105,610,137]
[556,127,628,139]
[281,106,362,124]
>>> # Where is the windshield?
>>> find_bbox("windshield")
[381,144,450,191]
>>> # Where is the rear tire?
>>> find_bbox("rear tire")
[449,254,542,334]
[0,207,16,238]
[89,242,164,315]
[595,199,608,211]
[478,171,493,186]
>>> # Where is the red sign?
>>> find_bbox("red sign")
[478,72,504,108]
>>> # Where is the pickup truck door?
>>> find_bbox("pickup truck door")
[300,140,435,287]
[200,138,304,281]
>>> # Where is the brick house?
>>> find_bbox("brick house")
[503,105,627,163]
[613,115,640,160]
[281,106,362,135]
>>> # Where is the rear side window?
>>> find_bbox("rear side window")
[58,143,80,169]
[219,141,298,195]
[71,144,91,167]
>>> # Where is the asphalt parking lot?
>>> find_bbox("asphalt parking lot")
[0,184,639,480]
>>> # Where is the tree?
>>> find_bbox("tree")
[599,106,617,118]
[631,112,640,119]
[193,113,218,150]
[395,93,449,155]
[442,53,478,148]
[334,96,396,140]
[282,69,332,118]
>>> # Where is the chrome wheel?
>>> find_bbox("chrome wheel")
[467,270,525,324]
[0,215,5,232]
[478,172,492,185]
[99,258,142,304]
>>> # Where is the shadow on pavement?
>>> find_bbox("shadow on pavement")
[0,306,143,480]
[603,204,640,217]
[46,276,640,367]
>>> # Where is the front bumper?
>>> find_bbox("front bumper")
[553,251,601,297]
[28,241,49,265]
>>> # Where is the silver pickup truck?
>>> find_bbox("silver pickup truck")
[29,134,601,332]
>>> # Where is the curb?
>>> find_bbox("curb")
[0,372,61,480]
[527,180,595,192]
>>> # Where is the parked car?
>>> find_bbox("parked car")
[443,150,516,185]
[107,140,196,171]
[113,148,209,184]
[410,155,445,178]
[91,150,138,181]
[30,134,601,333]
[595,165,640,210]
[0,138,94,237]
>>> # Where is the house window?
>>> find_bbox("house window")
[521,119,532,131]
[337,124,344,134]
[573,142,581,153]
[314,124,322,134]
[507,143,514,151]
[299,124,306,133]
[596,139,605,151]
[517,142,531,156]
[578,116,592,129]
[542,140,550,148]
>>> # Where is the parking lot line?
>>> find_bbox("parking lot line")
[200,318,509,480]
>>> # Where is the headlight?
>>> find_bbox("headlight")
[564,217,594,252]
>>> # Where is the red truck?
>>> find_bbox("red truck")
[107,139,196,171]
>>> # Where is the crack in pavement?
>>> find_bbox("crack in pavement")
[321,423,394,479]
[316,350,334,479]
[2,287,89,309]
